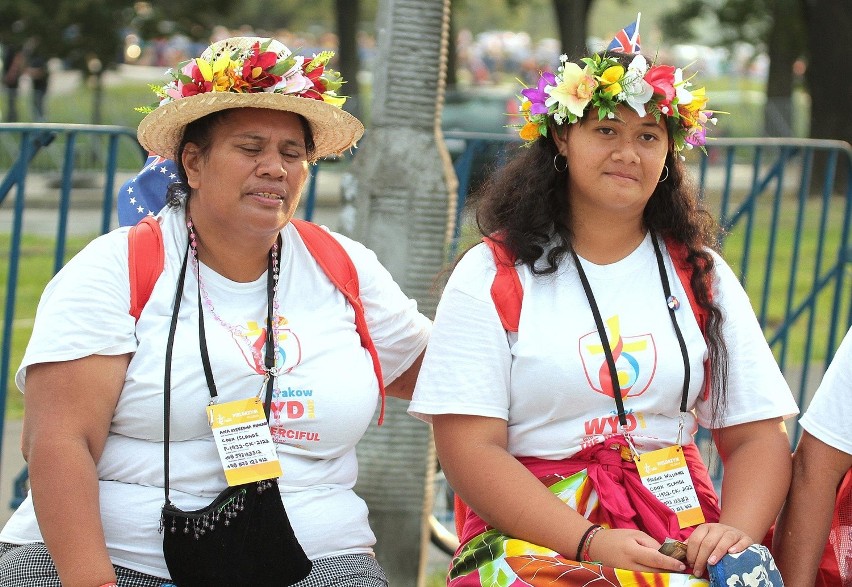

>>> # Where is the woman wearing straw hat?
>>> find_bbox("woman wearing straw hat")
[0,37,429,587]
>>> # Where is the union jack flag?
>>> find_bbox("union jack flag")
[606,14,642,54]
[117,154,179,226]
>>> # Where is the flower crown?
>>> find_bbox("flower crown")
[137,39,346,113]
[517,52,718,153]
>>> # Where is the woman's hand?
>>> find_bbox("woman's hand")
[587,528,688,573]
[685,522,753,578]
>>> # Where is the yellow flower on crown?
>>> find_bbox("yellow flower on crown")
[599,65,625,98]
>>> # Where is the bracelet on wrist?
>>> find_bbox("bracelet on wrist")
[581,524,605,562]
[96,583,118,587]
[575,524,602,561]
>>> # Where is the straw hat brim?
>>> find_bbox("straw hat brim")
[137,92,365,161]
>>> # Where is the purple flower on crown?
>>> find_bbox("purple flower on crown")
[521,71,556,115]
[685,124,708,147]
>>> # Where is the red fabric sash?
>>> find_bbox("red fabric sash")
[458,436,721,549]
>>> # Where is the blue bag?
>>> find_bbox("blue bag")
[708,544,784,586]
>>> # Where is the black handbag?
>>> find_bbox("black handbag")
[160,479,311,587]
[158,241,312,587]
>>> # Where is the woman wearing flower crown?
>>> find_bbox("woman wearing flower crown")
[409,41,796,586]
[0,37,430,587]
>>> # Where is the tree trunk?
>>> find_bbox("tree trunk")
[336,0,362,120]
[803,0,851,186]
[342,0,456,584]
[90,71,104,126]
[804,0,851,144]
[764,0,804,136]
[552,0,595,55]
[446,12,457,89]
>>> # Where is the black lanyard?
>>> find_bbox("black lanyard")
[163,239,277,503]
[570,232,690,431]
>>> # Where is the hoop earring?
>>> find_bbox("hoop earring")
[658,165,669,183]
[553,154,568,173]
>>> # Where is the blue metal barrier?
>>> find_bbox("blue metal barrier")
[2,127,851,508]
[0,123,330,509]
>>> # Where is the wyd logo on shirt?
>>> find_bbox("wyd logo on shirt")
[234,316,302,375]
[579,315,656,398]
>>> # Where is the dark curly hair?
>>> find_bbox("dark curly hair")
[164,108,316,207]
[468,52,729,424]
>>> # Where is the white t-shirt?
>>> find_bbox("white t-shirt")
[800,325,852,455]
[409,233,798,459]
[2,206,431,577]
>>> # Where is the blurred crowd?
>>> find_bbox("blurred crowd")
[1,36,50,122]
[123,25,770,89]
[125,25,378,74]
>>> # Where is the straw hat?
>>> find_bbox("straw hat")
[137,37,364,161]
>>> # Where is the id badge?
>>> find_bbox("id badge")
[207,397,283,486]
[634,445,705,528]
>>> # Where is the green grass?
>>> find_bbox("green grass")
[718,189,850,372]
[13,75,151,129]
[0,233,94,419]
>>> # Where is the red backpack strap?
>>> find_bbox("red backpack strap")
[819,467,852,587]
[290,219,387,425]
[483,236,523,333]
[664,236,711,399]
[447,236,519,541]
[128,216,165,322]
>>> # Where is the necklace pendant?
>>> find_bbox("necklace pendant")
[667,295,680,310]
[257,373,271,398]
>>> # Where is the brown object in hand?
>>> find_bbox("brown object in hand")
[658,538,688,562]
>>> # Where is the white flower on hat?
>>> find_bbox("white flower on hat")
[618,54,654,117]
[273,56,312,94]
[674,68,694,106]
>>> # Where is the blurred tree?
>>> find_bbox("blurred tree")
[336,0,362,119]
[48,0,129,125]
[552,0,596,55]
[660,0,813,139]
[130,0,234,43]
[802,0,851,147]
[0,0,236,124]
[223,0,373,33]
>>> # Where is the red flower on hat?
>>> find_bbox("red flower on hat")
[644,64,676,113]
[241,42,282,91]
[180,61,211,97]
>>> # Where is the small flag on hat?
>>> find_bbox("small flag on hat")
[607,13,642,54]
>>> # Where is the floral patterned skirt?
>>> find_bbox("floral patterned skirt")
[447,440,719,587]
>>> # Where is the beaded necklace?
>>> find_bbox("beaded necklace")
[187,217,283,376]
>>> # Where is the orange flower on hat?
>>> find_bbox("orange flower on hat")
[517,99,542,140]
